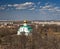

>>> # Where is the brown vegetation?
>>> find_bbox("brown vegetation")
[0,24,60,49]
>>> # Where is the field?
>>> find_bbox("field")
[0,22,60,49]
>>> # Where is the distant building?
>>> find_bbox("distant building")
[0,20,13,25]
[0,20,60,26]
[32,21,60,25]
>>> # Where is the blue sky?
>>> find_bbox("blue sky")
[0,0,60,20]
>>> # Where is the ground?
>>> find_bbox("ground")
[0,24,60,49]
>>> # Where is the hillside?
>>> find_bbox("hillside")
[0,23,60,49]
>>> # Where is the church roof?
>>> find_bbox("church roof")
[20,25,32,31]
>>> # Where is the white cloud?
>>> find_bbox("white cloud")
[15,2,34,10]
[0,7,5,10]
[28,8,35,10]
[41,5,53,10]
[0,2,35,10]
[13,4,19,7]
[0,2,60,12]
[54,7,60,12]
[0,5,6,10]
[8,4,13,7]
[40,4,60,12]
[8,2,34,10]
[22,2,34,6]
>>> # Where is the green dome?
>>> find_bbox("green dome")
[19,25,32,32]
[17,23,32,35]
[22,25,32,31]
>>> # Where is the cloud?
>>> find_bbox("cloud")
[15,2,35,10]
[54,7,60,12]
[0,7,5,10]
[28,8,35,10]
[40,4,54,10]
[8,4,13,7]
[7,2,35,10]
[0,2,60,12]
[0,2,35,10]
[40,4,60,12]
